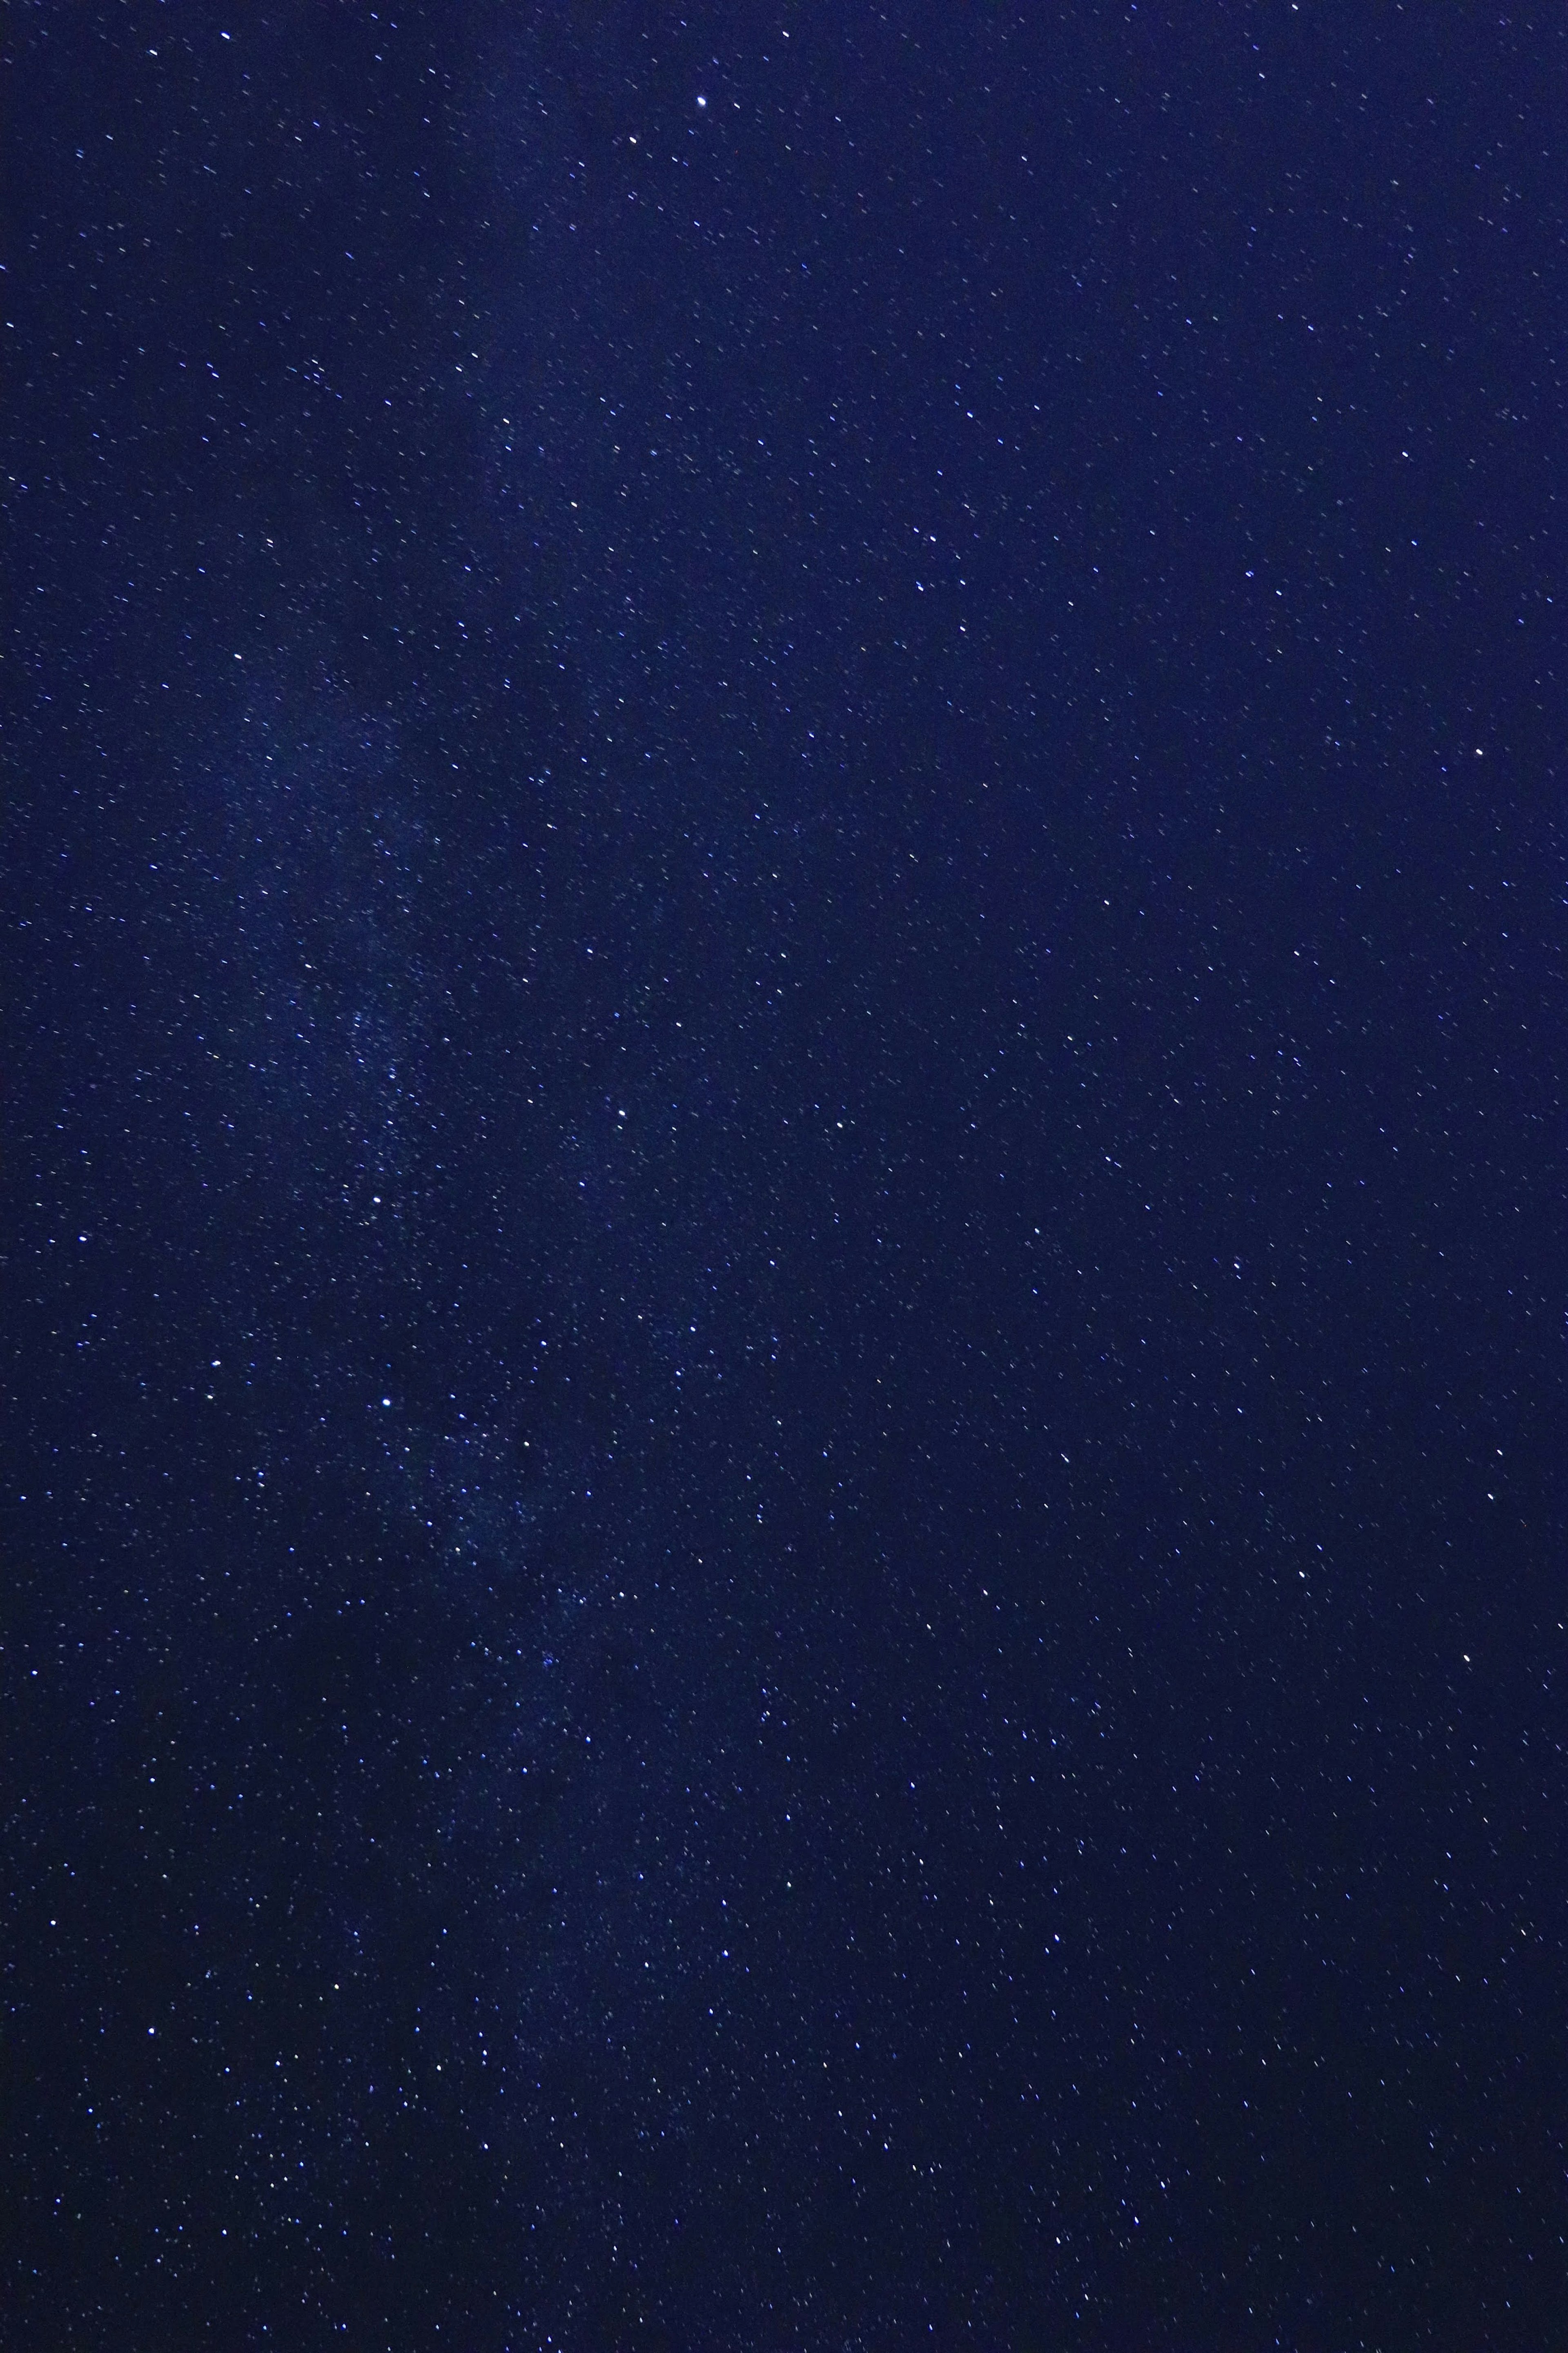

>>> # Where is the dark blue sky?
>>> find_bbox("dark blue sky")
[6,6,1567,2347]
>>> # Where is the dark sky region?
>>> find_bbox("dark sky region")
[4,5,1567,2348]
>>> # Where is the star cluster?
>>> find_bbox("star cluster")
[6,5,1567,2347]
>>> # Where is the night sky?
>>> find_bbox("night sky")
[6,5,1568,2348]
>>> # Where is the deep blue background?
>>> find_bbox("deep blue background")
[5,4,1567,2345]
